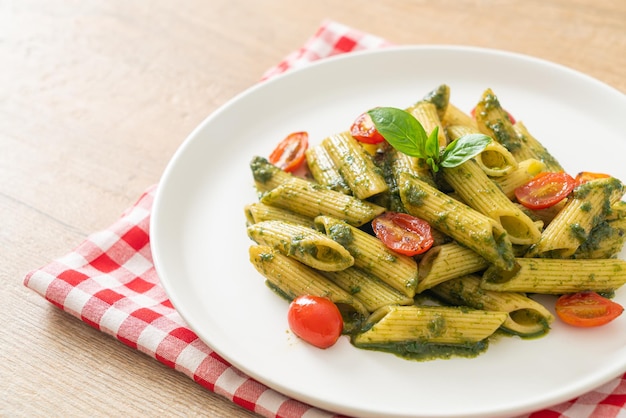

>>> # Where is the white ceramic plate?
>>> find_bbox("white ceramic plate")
[151,46,626,418]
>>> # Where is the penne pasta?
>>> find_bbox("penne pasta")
[321,132,388,200]
[421,84,450,120]
[260,179,385,227]
[416,242,489,293]
[314,215,419,298]
[244,202,312,227]
[526,177,625,258]
[321,267,414,312]
[441,159,542,245]
[247,220,354,271]
[491,158,546,200]
[431,275,553,337]
[481,257,626,294]
[352,305,507,351]
[305,144,352,195]
[406,100,448,148]
[442,103,477,129]
[250,156,297,194]
[397,171,516,271]
[446,124,518,177]
[473,88,525,157]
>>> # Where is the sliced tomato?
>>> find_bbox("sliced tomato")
[287,295,343,349]
[514,171,577,210]
[371,212,434,256]
[350,111,385,144]
[555,291,623,327]
[268,131,308,172]
[575,171,611,185]
[470,106,516,124]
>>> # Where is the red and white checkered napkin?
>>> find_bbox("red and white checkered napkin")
[24,20,626,418]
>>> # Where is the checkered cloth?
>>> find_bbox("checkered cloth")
[24,20,626,418]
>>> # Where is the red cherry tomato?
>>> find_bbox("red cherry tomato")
[514,171,577,210]
[371,212,434,256]
[287,295,343,349]
[268,131,308,172]
[575,171,610,185]
[350,112,385,144]
[470,106,516,124]
[555,291,624,327]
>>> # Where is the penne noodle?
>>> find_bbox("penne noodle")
[473,88,525,157]
[250,156,297,194]
[406,100,448,148]
[441,159,542,245]
[442,103,477,129]
[416,243,489,293]
[431,275,553,337]
[322,132,388,200]
[305,144,352,195]
[447,124,518,177]
[247,220,354,271]
[260,179,385,227]
[353,305,507,347]
[321,267,414,312]
[314,215,419,298]
[244,202,312,227]
[397,171,516,271]
[491,158,546,200]
[526,177,625,258]
[481,257,626,294]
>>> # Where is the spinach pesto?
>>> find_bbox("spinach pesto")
[353,338,489,362]
[250,156,277,184]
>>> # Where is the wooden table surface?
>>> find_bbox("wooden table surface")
[2,1,625,416]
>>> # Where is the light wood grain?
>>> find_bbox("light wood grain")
[2,1,625,416]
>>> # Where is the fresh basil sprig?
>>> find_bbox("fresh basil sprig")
[368,107,492,172]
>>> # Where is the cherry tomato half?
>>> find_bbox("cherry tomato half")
[575,171,611,185]
[287,295,343,349]
[514,171,577,210]
[268,131,309,172]
[350,112,385,144]
[371,212,434,256]
[470,106,516,124]
[555,291,624,327]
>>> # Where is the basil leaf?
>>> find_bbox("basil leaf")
[440,134,492,168]
[368,107,427,158]
[425,126,440,161]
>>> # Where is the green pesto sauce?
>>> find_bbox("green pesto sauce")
[327,223,354,247]
[259,251,274,262]
[250,156,277,183]
[573,177,623,202]
[288,235,318,257]
[371,149,406,213]
[575,222,624,258]
[422,84,450,116]
[569,223,588,243]
[349,285,361,295]
[404,184,428,207]
[265,280,294,301]
[352,338,489,361]
[486,120,521,152]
